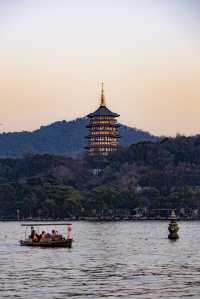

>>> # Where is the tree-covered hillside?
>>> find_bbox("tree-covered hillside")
[1,135,200,219]
[0,118,159,158]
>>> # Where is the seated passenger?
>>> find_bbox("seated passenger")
[40,231,46,241]
[46,233,51,239]
[51,230,57,240]
[33,234,38,242]
[36,233,40,241]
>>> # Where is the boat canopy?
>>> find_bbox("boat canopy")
[21,223,72,227]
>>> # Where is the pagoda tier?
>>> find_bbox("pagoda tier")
[86,135,120,138]
[85,83,120,156]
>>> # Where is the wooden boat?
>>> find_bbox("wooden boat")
[20,223,73,248]
[20,238,72,248]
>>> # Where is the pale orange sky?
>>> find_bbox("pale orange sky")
[0,0,200,136]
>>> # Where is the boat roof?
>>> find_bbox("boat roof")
[21,223,72,227]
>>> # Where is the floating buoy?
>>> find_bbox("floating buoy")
[168,210,179,240]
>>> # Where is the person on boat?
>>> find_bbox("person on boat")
[51,230,57,240]
[29,226,35,240]
[52,230,56,236]
[46,232,51,239]
[33,234,39,242]
[51,230,63,240]
[40,231,46,241]
[67,225,72,240]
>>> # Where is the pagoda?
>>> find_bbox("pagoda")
[85,83,120,155]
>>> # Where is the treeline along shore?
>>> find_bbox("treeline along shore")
[1,135,200,220]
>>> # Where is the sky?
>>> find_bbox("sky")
[0,0,200,136]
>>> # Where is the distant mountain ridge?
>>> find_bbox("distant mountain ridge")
[0,117,159,157]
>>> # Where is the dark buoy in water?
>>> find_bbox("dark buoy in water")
[168,210,179,240]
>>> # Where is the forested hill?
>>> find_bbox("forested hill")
[0,118,159,158]
[1,135,200,219]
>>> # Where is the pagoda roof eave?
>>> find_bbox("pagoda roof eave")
[87,106,120,118]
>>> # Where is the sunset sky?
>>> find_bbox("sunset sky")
[0,0,200,136]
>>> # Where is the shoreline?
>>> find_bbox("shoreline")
[1,217,200,222]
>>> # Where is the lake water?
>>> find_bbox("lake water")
[0,221,200,298]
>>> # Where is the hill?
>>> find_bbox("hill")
[1,135,200,219]
[0,118,159,157]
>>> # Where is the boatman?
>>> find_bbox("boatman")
[29,226,35,240]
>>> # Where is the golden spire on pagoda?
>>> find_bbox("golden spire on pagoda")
[100,81,106,107]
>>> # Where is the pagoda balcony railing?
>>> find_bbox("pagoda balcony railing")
[89,119,118,124]
[87,127,119,131]
[85,147,118,151]
[87,129,120,133]
[85,144,119,149]
[85,134,120,139]
[85,148,117,154]
[88,141,118,146]
[87,138,119,142]
[87,123,120,128]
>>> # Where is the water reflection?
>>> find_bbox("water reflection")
[0,221,200,298]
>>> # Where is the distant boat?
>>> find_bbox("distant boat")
[20,223,73,248]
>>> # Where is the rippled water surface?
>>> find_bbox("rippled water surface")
[1,221,200,298]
